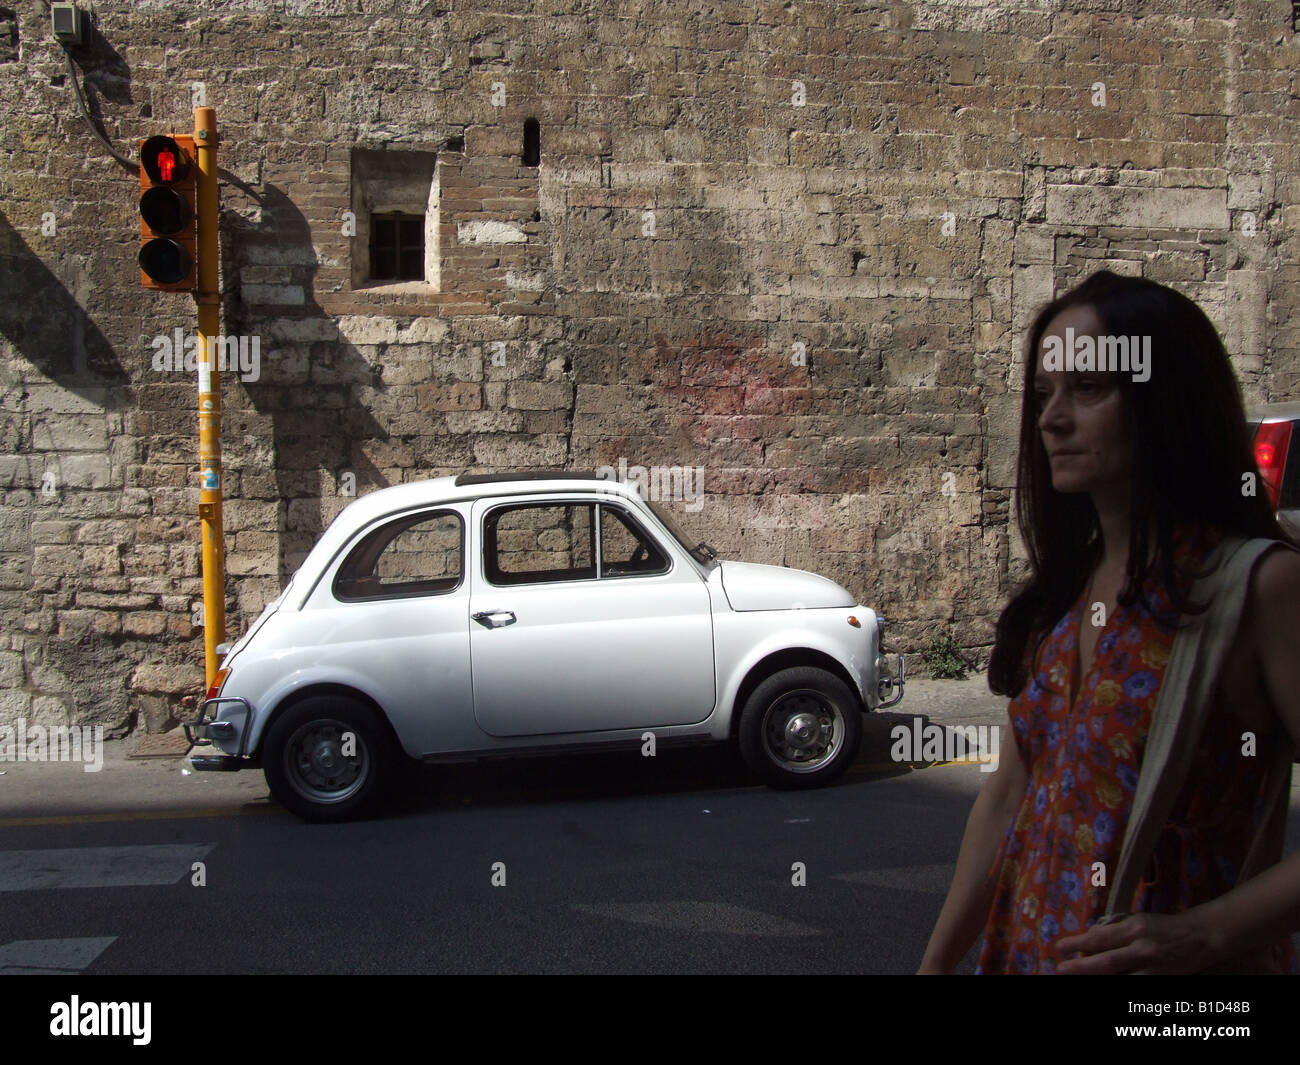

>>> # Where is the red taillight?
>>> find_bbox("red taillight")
[1254,421,1291,510]
[205,668,229,701]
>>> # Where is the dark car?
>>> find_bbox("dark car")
[1247,404,1299,761]
[1247,403,1300,540]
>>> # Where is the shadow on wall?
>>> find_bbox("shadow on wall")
[0,208,135,733]
[220,183,388,589]
[64,16,134,111]
[0,10,135,395]
[0,209,131,408]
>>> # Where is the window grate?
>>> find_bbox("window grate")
[370,212,424,282]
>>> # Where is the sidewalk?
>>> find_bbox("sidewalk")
[0,671,1007,823]
[0,733,271,823]
[882,671,1007,728]
[861,670,1008,770]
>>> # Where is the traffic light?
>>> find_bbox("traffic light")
[138,134,197,290]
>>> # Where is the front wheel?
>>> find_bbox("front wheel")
[737,667,862,789]
[262,696,395,822]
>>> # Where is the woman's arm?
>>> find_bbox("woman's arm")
[918,718,1028,973]
[1056,545,1300,973]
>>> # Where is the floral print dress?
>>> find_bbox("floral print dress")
[976,525,1297,974]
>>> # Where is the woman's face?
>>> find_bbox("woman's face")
[1033,304,1135,500]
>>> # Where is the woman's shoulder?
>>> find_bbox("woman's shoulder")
[1246,539,1300,621]
[1226,535,1300,744]
[1167,521,1299,570]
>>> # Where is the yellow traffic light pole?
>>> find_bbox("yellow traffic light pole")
[193,106,226,689]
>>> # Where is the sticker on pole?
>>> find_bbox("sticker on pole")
[201,467,219,490]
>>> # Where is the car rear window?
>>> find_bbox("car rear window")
[334,510,463,600]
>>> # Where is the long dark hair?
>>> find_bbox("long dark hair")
[987,269,1292,697]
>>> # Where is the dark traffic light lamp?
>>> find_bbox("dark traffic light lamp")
[139,134,197,290]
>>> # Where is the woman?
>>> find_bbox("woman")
[919,269,1300,974]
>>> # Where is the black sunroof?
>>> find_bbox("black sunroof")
[454,470,600,487]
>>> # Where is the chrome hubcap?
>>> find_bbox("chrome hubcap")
[785,712,822,749]
[763,691,842,772]
[285,719,368,803]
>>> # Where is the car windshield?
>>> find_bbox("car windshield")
[645,500,717,567]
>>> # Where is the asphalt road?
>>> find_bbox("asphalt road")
[1,673,1296,974]
[0,751,990,974]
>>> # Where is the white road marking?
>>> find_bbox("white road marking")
[0,843,215,892]
[0,937,117,974]
[571,901,819,936]
[834,863,956,895]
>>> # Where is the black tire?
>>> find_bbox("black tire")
[261,695,396,822]
[737,666,863,789]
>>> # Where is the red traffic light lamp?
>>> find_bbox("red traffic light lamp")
[139,134,197,290]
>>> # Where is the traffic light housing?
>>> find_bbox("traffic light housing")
[138,134,197,290]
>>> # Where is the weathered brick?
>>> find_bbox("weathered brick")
[121,613,168,638]
[417,382,482,412]
[0,1,1294,731]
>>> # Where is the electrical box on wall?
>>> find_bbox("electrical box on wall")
[51,3,86,46]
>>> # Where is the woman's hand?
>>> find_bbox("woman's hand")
[1054,910,1218,974]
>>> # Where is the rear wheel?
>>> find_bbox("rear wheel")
[262,695,395,822]
[738,667,862,789]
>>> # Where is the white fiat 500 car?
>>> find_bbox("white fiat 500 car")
[186,472,905,820]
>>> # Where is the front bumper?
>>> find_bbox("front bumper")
[184,696,255,771]
[872,612,905,708]
[877,651,905,708]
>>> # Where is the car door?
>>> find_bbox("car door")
[468,496,715,737]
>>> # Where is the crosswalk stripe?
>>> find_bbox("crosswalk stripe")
[0,937,117,974]
[571,901,819,936]
[0,843,215,892]
[0,806,276,828]
[833,862,956,895]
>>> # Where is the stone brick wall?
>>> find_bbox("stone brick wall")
[0,0,1296,733]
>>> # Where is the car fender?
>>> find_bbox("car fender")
[714,610,878,729]
[237,663,406,759]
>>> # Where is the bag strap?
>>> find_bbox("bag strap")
[1103,535,1295,917]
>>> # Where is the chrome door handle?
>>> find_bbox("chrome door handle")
[472,610,516,628]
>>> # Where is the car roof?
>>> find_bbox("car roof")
[326,471,646,534]
[1246,401,1300,422]
[347,470,643,512]
[286,471,649,606]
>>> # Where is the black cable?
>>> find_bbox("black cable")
[63,44,135,171]
[57,13,254,208]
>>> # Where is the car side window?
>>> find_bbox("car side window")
[600,505,669,577]
[334,510,463,601]
[485,503,596,585]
